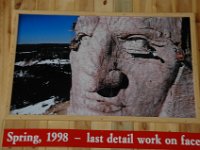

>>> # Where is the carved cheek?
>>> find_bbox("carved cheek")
[145,80,160,89]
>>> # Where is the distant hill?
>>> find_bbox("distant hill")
[17,43,71,52]
[15,43,71,61]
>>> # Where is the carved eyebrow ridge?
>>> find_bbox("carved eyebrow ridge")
[69,32,92,51]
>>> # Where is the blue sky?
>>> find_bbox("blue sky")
[17,14,78,44]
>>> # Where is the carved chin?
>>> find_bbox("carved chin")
[84,99,122,113]
[82,92,124,113]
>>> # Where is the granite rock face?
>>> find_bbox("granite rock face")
[66,16,195,117]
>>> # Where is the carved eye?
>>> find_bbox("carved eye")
[69,32,91,51]
[117,34,164,63]
[119,34,151,54]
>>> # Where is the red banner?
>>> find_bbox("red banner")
[2,129,200,149]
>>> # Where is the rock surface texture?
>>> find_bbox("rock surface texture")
[48,16,195,117]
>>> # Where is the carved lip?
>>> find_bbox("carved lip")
[84,92,125,112]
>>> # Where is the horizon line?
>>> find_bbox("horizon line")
[17,42,71,45]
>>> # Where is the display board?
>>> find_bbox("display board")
[9,12,200,119]
[1,0,200,149]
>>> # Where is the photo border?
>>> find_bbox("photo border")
[5,10,200,123]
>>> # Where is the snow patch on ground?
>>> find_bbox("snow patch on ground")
[18,51,37,54]
[10,97,56,115]
[15,59,70,67]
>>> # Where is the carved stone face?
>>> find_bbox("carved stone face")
[68,16,182,116]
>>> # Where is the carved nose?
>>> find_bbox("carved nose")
[97,69,129,97]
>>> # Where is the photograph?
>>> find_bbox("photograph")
[10,14,196,118]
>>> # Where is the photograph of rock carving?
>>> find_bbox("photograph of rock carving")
[11,14,195,118]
